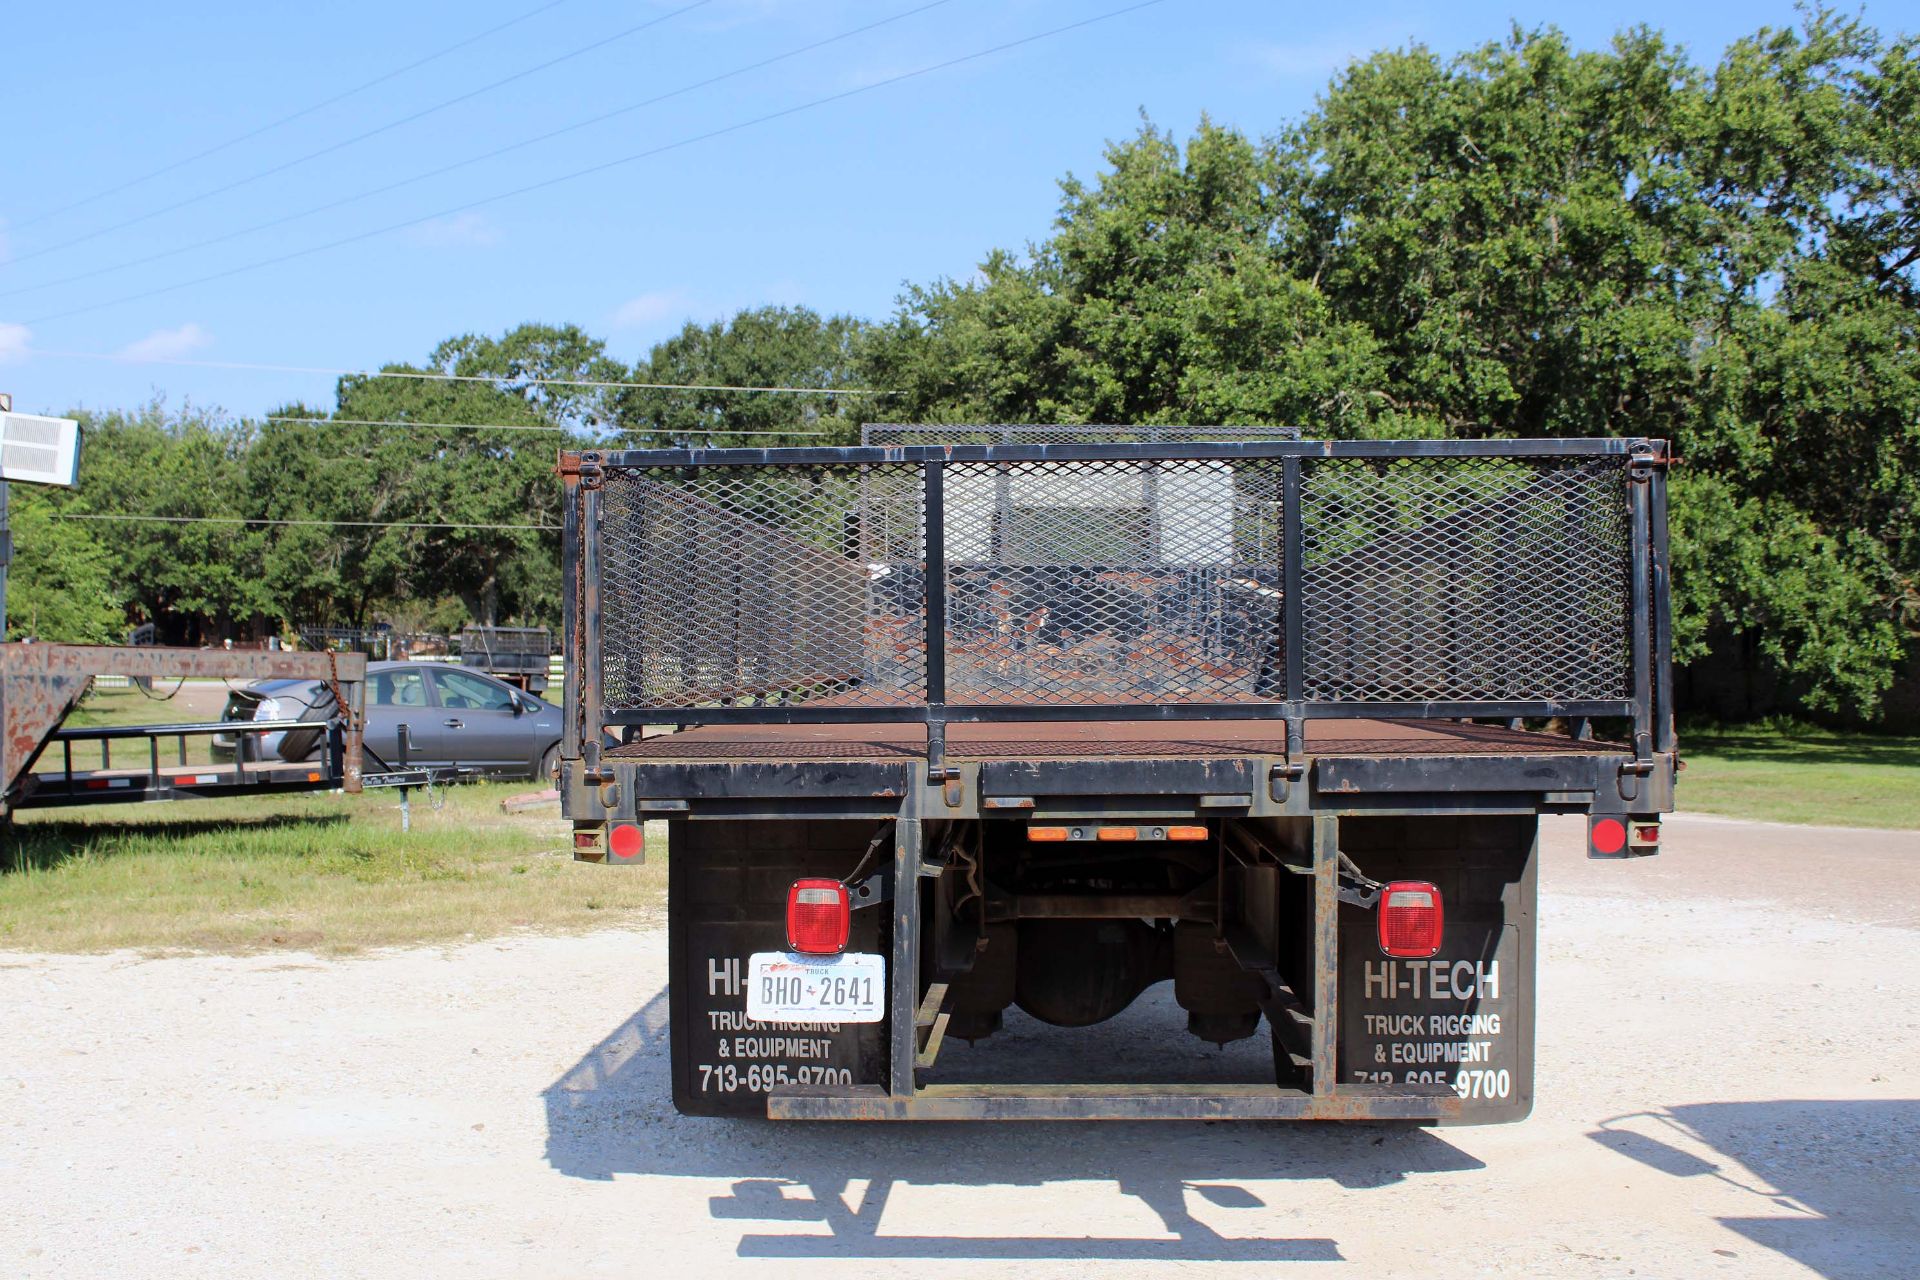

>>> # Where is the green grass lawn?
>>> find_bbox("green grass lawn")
[1677,722,1920,829]
[46,681,237,770]
[0,781,665,954]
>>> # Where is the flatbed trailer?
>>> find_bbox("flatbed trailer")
[459,625,552,694]
[0,644,366,817]
[559,432,1678,1124]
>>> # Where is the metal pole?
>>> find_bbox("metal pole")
[0,479,11,639]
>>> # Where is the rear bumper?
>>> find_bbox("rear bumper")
[766,1082,1459,1122]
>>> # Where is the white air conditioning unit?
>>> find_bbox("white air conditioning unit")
[0,412,81,488]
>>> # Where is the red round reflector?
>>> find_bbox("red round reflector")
[1590,817,1627,855]
[608,823,644,860]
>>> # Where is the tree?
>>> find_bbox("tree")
[864,121,1394,434]
[617,306,874,445]
[3,485,124,643]
[69,402,267,643]
[864,11,1919,718]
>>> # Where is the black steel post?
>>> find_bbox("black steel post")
[560,473,582,762]
[889,799,923,1098]
[579,480,605,769]
[922,459,947,767]
[1311,814,1340,1095]
[1626,457,1655,761]
[1648,457,1676,754]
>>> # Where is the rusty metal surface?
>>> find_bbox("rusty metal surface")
[764,1081,1461,1121]
[1,644,366,682]
[1,644,367,812]
[606,717,1625,762]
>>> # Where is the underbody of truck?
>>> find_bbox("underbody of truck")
[559,428,1677,1124]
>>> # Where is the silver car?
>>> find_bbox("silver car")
[217,660,564,782]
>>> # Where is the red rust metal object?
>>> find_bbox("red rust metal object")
[0,644,367,814]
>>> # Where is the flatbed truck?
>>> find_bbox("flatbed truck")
[558,429,1677,1123]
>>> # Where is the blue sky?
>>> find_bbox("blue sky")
[1,0,1907,419]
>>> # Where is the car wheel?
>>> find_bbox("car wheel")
[539,745,560,786]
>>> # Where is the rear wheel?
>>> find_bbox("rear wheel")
[539,745,559,785]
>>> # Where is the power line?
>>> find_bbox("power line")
[0,0,957,300]
[263,416,831,435]
[50,513,558,532]
[10,1,713,266]
[34,350,884,394]
[12,1,572,229]
[23,0,1170,327]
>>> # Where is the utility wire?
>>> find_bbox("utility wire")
[24,0,1169,326]
[49,513,559,531]
[0,0,958,300]
[12,1,571,229]
[34,349,884,394]
[263,416,831,435]
[10,0,712,265]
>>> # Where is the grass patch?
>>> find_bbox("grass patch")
[48,682,238,770]
[0,781,664,954]
[1678,720,1920,829]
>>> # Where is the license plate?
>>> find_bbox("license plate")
[746,951,885,1023]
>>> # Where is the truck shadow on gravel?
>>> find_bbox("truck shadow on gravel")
[544,992,1484,1263]
[1590,1101,1920,1279]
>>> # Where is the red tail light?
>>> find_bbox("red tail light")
[1378,881,1444,958]
[786,879,850,955]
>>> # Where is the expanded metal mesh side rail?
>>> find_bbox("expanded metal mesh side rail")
[565,437,1670,757]
[460,626,551,655]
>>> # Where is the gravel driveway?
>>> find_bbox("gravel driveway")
[2,813,1915,1279]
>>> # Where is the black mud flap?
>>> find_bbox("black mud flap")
[668,819,888,1117]
[1337,815,1537,1125]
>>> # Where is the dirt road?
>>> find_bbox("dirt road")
[2,814,1915,1278]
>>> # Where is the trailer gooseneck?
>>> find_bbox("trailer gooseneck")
[560,429,1677,1124]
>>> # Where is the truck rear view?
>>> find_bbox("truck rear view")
[559,428,1676,1123]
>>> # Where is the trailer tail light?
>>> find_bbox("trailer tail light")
[1027,826,1071,842]
[607,822,645,862]
[786,879,850,955]
[1165,826,1209,841]
[1378,881,1444,958]
[1630,820,1660,854]
[1588,815,1628,858]
[1095,826,1138,841]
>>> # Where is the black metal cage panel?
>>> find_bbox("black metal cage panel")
[572,437,1669,750]
[1298,455,1632,703]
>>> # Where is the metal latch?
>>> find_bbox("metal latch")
[1336,852,1383,909]
[1268,759,1305,803]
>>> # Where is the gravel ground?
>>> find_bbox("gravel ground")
[2,813,1915,1279]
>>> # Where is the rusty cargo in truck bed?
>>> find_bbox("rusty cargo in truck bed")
[557,426,1677,1123]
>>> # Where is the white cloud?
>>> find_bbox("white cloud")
[0,322,30,364]
[117,322,212,362]
[405,212,503,249]
[610,290,687,330]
